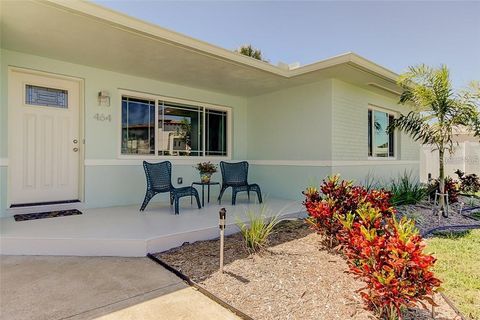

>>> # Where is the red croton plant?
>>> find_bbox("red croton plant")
[303,175,441,320]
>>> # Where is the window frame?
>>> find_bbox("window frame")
[367,105,398,160]
[117,89,232,161]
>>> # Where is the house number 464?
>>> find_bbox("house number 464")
[93,113,112,122]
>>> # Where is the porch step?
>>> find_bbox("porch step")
[0,200,305,257]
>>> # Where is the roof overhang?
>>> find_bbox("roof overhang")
[1,0,402,97]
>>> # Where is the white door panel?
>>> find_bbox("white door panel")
[9,70,81,204]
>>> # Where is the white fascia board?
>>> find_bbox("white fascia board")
[42,0,289,77]
[42,0,399,83]
[287,52,353,77]
[348,53,399,82]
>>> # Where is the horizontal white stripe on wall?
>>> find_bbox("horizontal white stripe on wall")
[250,160,419,167]
[333,160,419,167]
[84,159,419,167]
[84,159,199,166]
[0,158,8,167]
[249,160,331,166]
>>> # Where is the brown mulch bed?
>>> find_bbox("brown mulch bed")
[154,220,460,320]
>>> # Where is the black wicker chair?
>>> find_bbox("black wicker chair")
[218,161,262,205]
[140,161,201,214]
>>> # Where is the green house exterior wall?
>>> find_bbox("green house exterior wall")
[331,79,419,183]
[0,49,247,216]
[246,80,333,200]
[0,50,420,217]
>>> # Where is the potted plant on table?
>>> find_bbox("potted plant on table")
[195,161,217,183]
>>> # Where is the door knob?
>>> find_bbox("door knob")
[73,147,79,152]
[73,139,78,144]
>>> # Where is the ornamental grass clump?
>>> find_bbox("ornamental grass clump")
[388,172,428,206]
[303,175,441,320]
[236,207,280,254]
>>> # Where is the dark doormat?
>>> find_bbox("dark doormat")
[14,209,82,222]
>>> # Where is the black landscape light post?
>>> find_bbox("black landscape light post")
[219,208,226,273]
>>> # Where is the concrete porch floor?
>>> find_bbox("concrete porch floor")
[0,197,303,256]
[0,255,240,320]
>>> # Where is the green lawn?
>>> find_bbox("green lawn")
[426,229,480,320]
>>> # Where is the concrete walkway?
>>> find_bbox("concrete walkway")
[0,256,239,320]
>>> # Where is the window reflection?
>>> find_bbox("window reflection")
[368,109,395,158]
[121,97,155,155]
[206,109,227,156]
[158,103,202,156]
[374,111,389,157]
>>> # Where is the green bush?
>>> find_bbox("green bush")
[455,169,480,194]
[427,176,460,203]
[236,207,280,254]
[388,172,428,206]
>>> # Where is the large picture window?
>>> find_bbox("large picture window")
[368,108,395,158]
[121,93,229,158]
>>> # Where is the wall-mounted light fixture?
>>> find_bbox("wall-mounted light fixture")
[98,90,110,107]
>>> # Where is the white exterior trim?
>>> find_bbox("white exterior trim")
[333,160,419,167]
[84,158,229,166]
[249,160,332,167]
[84,159,419,167]
[0,158,8,167]
[250,160,419,167]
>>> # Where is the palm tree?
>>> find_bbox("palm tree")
[389,64,480,215]
[234,44,266,61]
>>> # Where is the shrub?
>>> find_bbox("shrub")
[428,177,460,203]
[341,208,441,319]
[236,207,280,254]
[455,169,480,194]
[303,175,394,248]
[303,175,441,319]
[303,177,355,246]
[388,172,428,206]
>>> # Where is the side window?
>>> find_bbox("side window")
[368,108,395,158]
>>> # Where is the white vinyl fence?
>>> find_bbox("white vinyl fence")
[420,141,480,182]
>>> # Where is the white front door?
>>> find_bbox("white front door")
[9,69,81,205]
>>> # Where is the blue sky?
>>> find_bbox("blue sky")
[95,1,479,88]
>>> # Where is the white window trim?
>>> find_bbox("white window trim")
[367,104,398,160]
[117,89,232,161]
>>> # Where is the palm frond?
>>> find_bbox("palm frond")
[388,111,436,145]
[396,64,479,211]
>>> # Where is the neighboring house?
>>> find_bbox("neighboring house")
[420,127,480,182]
[0,0,419,218]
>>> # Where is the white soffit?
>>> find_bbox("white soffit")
[0,0,401,96]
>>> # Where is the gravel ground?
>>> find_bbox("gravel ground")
[396,195,480,236]
[154,220,460,320]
